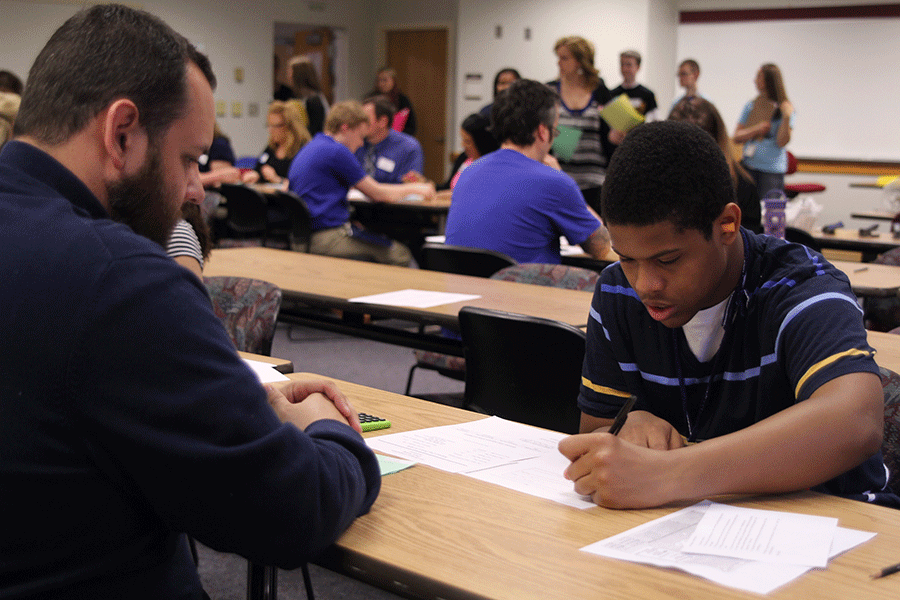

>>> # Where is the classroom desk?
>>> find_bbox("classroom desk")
[348,188,453,214]
[204,247,594,355]
[290,373,900,600]
[869,330,900,374]
[237,351,293,374]
[832,260,900,297]
[349,189,453,245]
[852,209,897,221]
[812,228,899,261]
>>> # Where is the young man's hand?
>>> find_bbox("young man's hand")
[612,410,685,450]
[559,433,678,508]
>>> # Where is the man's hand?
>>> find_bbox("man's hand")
[608,129,626,145]
[409,181,436,201]
[401,171,426,183]
[542,154,562,170]
[265,379,362,433]
[558,433,678,508]
[260,164,280,183]
[611,410,685,450]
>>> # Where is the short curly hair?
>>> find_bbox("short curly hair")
[491,79,558,147]
[600,121,734,240]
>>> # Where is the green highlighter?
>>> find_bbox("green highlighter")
[359,413,391,432]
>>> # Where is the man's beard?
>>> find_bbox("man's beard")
[106,145,181,247]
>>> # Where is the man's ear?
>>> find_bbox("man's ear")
[716,202,742,244]
[102,98,147,172]
[536,122,550,144]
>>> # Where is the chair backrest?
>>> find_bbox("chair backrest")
[420,243,517,278]
[203,276,282,356]
[219,183,268,235]
[879,366,900,495]
[490,263,599,291]
[392,108,410,132]
[784,226,821,252]
[876,247,900,266]
[786,150,798,175]
[459,306,585,434]
[271,190,312,252]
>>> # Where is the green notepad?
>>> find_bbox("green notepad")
[552,124,582,162]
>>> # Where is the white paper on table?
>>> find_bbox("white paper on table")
[580,501,876,595]
[241,358,290,383]
[348,289,480,308]
[367,417,549,472]
[367,417,595,508]
[467,450,595,509]
[681,503,837,567]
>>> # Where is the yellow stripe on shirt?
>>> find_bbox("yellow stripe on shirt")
[581,377,632,398]
[795,348,876,398]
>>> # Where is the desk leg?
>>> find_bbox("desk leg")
[246,562,277,600]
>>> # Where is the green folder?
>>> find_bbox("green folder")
[552,124,582,162]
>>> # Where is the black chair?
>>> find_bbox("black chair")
[403,244,516,397]
[270,190,312,252]
[419,243,516,277]
[405,263,600,396]
[458,306,585,434]
[784,226,821,252]
[218,183,270,243]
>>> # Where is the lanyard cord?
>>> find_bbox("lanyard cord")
[674,230,751,442]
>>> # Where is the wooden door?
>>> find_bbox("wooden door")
[294,28,335,104]
[385,29,448,183]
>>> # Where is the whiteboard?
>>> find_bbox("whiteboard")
[676,17,900,162]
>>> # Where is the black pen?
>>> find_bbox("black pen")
[871,561,900,579]
[608,395,637,436]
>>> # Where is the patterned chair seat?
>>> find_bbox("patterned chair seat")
[878,366,900,495]
[203,276,282,356]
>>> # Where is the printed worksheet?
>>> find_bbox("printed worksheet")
[581,501,875,594]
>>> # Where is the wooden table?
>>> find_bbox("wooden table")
[204,247,594,354]
[852,209,897,221]
[291,373,900,600]
[812,228,900,261]
[349,189,453,239]
[832,260,900,297]
[237,351,293,373]
[869,330,900,374]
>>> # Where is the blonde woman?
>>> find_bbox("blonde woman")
[243,101,311,186]
[733,63,795,200]
[546,36,613,213]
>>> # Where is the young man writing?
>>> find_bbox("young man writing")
[559,121,895,509]
[1,5,380,597]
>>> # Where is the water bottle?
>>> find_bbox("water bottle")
[763,190,787,239]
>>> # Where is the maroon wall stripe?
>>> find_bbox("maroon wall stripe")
[681,4,900,24]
